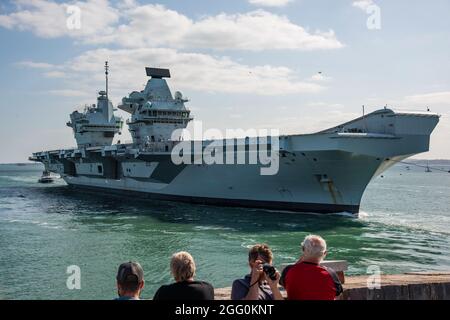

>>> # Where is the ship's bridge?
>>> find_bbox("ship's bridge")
[118,67,193,146]
[67,90,123,148]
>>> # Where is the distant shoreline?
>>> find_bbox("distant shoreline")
[215,272,450,300]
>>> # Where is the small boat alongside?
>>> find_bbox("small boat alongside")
[38,171,55,184]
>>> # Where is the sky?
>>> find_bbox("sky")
[0,0,449,163]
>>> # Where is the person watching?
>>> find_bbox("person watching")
[231,244,283,300]
[115,261,145,300]
[280,235,343,300]
[153,251,214,300]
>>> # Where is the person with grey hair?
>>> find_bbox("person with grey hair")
[153,251,214,300]
[280,235,343,300]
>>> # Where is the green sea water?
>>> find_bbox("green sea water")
[0,163,449,300]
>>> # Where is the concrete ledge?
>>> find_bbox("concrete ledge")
[216,272,450,300]
[340,272,450,300]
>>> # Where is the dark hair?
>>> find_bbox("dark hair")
[118,275,140,292]
[248,244,273,263]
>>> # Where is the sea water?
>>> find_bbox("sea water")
[0,163,449,299]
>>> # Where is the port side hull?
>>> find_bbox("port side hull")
[60,150,390,214]
[67,183,360,214]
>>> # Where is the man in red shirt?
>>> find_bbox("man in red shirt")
[280,235,343,300]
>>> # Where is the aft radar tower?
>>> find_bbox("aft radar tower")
[118,67,192,146]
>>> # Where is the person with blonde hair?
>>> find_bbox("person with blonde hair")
[280,235,343,300]
[153,251,214,300]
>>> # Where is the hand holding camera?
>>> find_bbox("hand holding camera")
[250,259,264,283]
[262,263,278,281]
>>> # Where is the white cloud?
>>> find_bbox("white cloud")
[306,101,344,108]
[358,91,450,115]
[19,48,326,97]
[16,60,66,76]
[256,109,359,135]
[0,2,343,51]
[117,0,137,9]
[248,0,293,7]
[0,14,14,28]
[0,0,119,39]
[16,60,59,69]
[309,73,332,82]
[352,0,375,11]
[6,2,339,104]
[44,71,67,78]
[404,91,450,107]
[107,6,343,51]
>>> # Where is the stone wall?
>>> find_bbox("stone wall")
[215,272,450,300]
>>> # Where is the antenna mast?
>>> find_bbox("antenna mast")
[105,61,109,100]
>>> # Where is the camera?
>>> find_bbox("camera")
[262,263,277,280]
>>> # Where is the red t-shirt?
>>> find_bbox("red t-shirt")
[280,262,342,300]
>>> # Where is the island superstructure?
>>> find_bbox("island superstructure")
[66,62,123,148]
[30,63,440,214]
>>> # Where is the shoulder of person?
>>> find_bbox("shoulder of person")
[232,277,250,289]
[153,284,171,299]
[194,280,214,289]
[322,266,343,296]
[199,281,215,297]
[231,276,252,300]
[190,280,214,290]
[280,264,295,287]
[321,265,338,276]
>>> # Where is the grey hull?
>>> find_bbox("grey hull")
[68,183,360,214]
[31,109,441,215]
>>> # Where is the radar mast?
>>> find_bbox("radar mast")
[105,61,109,100]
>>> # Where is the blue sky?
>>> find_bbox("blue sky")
[0,0,449,162]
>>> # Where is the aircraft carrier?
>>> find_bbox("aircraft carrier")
[30,63,440,214]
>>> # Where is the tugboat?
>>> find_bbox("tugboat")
[38,170,54,184]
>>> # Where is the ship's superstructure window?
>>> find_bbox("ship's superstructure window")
[66,64,123,148]
[117,67,193,147]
